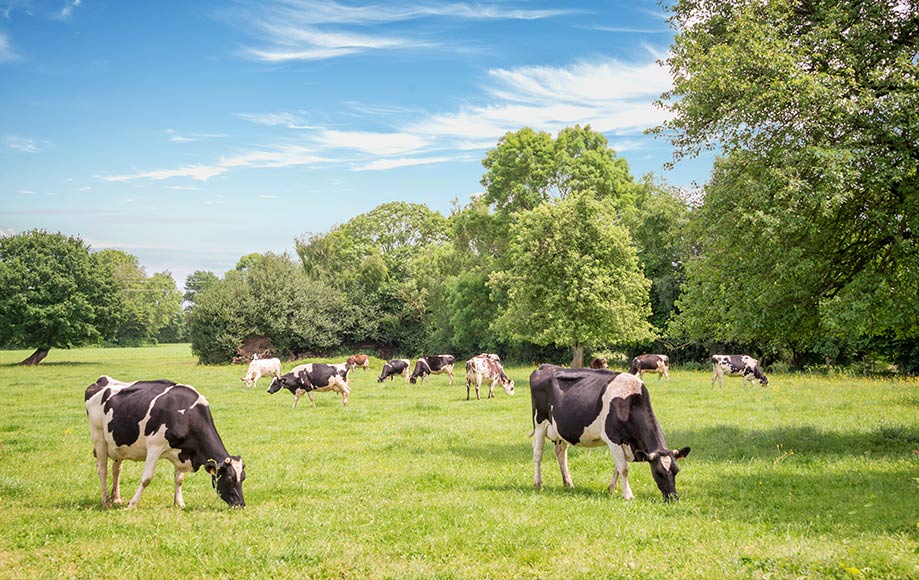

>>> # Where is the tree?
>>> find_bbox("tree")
[188,253,347,364]
[657,0,919,364]
[184,270,220,305]
[490,194,654,367]
[0,230,121,364]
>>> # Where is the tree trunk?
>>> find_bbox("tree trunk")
[571,344,585,368]
[19,347,50,366]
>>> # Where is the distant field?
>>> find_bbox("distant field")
[0,345,917,579]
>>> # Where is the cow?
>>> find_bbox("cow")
[529,365,690,501]
[377,359,411,383]
[241,357,282,388]
[629,354,670,381]
[711,354,768,387]
[347,354,371,372]
[590,357,609,369]
[465,354,515,400]
[409,355,455,385]
[267,363,352,408]
[84,376,245,509]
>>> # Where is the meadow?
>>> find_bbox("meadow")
[0,344,917,579]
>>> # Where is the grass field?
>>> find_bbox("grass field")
[0,344,917,579]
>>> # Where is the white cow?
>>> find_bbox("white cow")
[241,357,282,388]
[465,354,515,400]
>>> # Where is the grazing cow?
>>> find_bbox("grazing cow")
[629,354,670,381]
[84,376,245,509]
[267,363,352,407]
[529,365,690,501]
[241,357,282,388]
[377,359,411,383]
[711,354,768,387]
[347,354,371,371]
[465,354,515,400]
[409,355,455,385]
[590,357,609,369]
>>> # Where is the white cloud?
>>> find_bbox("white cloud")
[53,0,81,21]
[238,112,312,128]
[102,164,227,183]
[235,0,569,62]
[353,156,452,171]
[316,129,430,156]
[0,32,17,62]
[5,136,47,152]
[166,128,228,143]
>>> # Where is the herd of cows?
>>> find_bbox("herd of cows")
[83,352,769,509]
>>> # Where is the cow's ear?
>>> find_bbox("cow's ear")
[204,460,218,475]
[633,450,650,462]
[675,447,691,460]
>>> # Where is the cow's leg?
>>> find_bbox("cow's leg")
[307,391,317,407]
[554,440,574,488]
[448,367,454,385]
[173,468,187,508]
[466,379,472,400]
[94,444,111,508]
[711,368,721,387]
[111,459,124,505]
[475,376,482,400]
[487,379,496,399]
[127,451,162,508]
[340,384,351,406]
[608,444,634,500]
[532,421,548,490]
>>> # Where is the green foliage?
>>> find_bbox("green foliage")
[183,270,220,305]
[0,230,121,353]
[491,193,654,356]
[660,0,919,361]
[188,253,346,363]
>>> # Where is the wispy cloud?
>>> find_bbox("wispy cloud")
[0,32,17,62]
[237,111,313,129]
[52,0,81,21]
[234,0,570,62]
[101,144,331,182]
[5,136,48,152]
[353,156,452,172]
[166,128,229,143]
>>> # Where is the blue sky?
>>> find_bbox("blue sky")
[1,0,711,288]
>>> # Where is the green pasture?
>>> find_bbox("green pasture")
[0,345,917,579]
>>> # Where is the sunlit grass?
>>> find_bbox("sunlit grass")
[0,345,917,578]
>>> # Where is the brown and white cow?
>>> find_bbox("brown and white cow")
[711,355,768,387]
[347,354,371,371]
[529,365,690,501]
[465,354,515,400]
[590,357,609,369]
[85,376,245,509]
[241,357,282,388]
[629,354,670,381]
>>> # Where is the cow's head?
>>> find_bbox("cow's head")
[206,456,246,508]
[634,446,691,501]
[267,374,298,394]
[502,379,515,396]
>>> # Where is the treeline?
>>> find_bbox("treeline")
[185,126,689,366]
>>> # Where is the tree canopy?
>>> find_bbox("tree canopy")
[658,0,919,365]
[0,230,122,364]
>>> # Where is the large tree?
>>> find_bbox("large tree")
[490,193,654,367]
[0,230,121,364]
[658,0,919,360]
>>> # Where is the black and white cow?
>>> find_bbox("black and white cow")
[629,354,670,381]
[409,355,455,385]
[377,358,411,383]
[711,354,768,387]
[529,365,690,501]
[267,363,352,407]
[84,376,245,509]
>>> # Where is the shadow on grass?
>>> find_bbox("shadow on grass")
[1,361,98,368]
[666,424,919,462]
